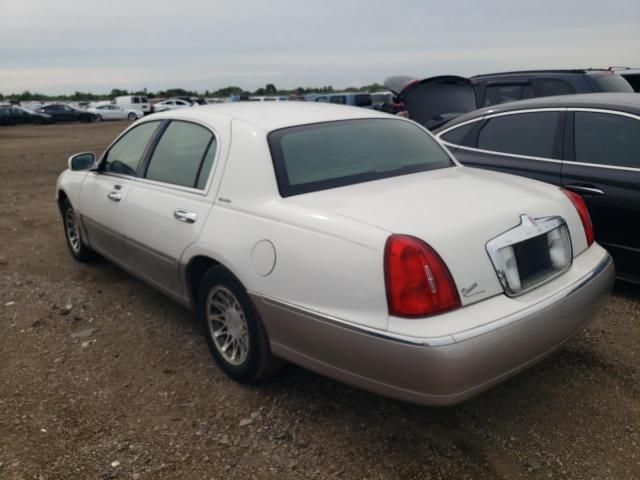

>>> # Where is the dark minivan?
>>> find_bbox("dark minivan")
[435,93,640,283]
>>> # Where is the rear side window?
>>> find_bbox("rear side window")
[439,121,478,146]
[482,84,534,107]
[145,121,216,188]
[133,97,140,104]
[574,112,640,168]
[330,96,346,105]
[477,112,560,158]
[269,119,453,197]
[104,122,160,176]
[537,79,575,97]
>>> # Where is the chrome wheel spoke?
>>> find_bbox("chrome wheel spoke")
[206,286,250,366]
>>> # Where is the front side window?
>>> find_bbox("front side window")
[103,121,160,176]
[574,112,640,168]
[268,119,453,197]
[329,96,346,105]
[133,97,140,104]
[477,111,560,158]
[145,121,216,188]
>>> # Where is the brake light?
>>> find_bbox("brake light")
[561,189,595,246]
[384,235,461,317]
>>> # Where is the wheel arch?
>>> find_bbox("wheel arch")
[185,254,247,307]
[57,189,69,214]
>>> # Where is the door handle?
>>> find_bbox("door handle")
[563,184,604,196]
[107,191,122,202]
[174,210,197,223]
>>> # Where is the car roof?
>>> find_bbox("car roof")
[470,69,611,80]
[145,102,391,131]
[436,93,640,131]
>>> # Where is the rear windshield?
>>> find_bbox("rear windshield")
[591,73,634,92]
[268,119,453,197]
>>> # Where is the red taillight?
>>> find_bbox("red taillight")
[561,189,595,246]
[384,235,461,318]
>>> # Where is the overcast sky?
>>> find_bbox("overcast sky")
[1,0,639,94]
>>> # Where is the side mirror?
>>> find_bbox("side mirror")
[68,152,96,171]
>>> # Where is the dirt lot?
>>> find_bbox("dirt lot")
[0,121,638,480]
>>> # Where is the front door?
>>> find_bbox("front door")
[562,110,640,281]
[78,121,162,264]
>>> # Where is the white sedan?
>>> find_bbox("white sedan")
[55,103,613,405]
[87,104,143,121]
[152,99,192,112]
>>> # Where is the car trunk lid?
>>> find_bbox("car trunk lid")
[283,166,577,306]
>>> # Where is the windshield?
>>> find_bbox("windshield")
[268,118,453,197]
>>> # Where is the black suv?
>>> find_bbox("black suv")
[383,69,633,130]
[472,69,634,107]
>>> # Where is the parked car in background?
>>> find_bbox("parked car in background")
[114,95,152,115]
[385,69,634,130]
[0,105,53,125]
[306,92,373,108]
[0,107,14,126]
[612,67,640,92]
[472,69,634,107]
[171,96,207,105]
[87,104,143,121]
[56,102,613,405]
[38,104,97,123]
[152,98,193,112]
[435,93,640,283]
[370,91,393,107]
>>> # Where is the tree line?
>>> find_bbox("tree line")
[0,83,388,102]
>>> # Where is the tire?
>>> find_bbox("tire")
[127,112,137,121]
[61,199,94,262]
[198,266,282,382]
[95,115,103,122]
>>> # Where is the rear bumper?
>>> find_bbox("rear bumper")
[252,251,614,406]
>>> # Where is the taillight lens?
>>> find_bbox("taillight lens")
[561,189,595,246]
[384,235,461,317]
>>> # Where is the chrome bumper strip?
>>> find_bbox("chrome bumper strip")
[250,253,612,348]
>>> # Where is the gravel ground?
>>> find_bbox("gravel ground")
[0,122,638,480]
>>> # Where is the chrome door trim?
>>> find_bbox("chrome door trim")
[436,107,566,139]
[563,185,604,196]
[441,143,564,164]
[439,107,640,173]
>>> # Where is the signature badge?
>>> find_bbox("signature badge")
[461,282,485,298]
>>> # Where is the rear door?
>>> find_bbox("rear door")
[562,109,640,280]
[441,110,564,185]
[121,119,224,299]
[79,121,162,263]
